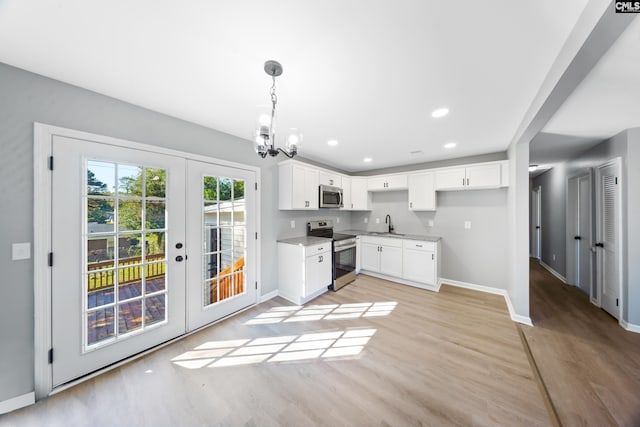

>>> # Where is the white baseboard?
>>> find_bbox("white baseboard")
[539,261,567,283]
[0,391,35,414]
[439,278,533,326]
[258,289,279,303]
[621,319,640,334]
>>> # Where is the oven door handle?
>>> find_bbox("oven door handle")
[334,243,356,252]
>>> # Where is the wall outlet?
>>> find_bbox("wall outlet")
[375,218,380,224]
[290,220,295,229]
[464,221,471,229]
[428,220,434,227]
[364,217,368,224]
[12,242,31,261]
[552,254,556,261]
[336,217,340,224]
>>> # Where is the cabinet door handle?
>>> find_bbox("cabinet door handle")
[467,178,470,186]
[319,255,323,262]
[462,178,465,186]
[432,254,434,260]
[410,202,413,208]
[416,244,422,247]
[318,247,324,251]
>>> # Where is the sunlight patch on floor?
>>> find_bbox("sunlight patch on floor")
[171,328,377,369]
[245,302,397,325]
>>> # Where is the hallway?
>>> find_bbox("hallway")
[523,259,640,426]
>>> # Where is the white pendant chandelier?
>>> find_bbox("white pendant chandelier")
[254,60,301,158]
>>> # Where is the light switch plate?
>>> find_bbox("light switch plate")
[364,218,368,223]
[336,217,340,224]
[375,218,380,224]
[12,242,31,261]
[290,220,296,229]
[464,221,471,229]
[428,220,434,227]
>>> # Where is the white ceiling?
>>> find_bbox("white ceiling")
[0,0,589,172]
[543,16,640,140]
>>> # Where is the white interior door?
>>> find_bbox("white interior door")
[186,160,257,331]
[51,136,187,387]
[596,160,621,319]
[577,175,592,294]
[531,187,541,259]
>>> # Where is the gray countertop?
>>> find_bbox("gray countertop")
[338,229,441,242]
[276,236,332,246]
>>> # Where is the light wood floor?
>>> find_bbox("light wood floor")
[2,276,550,427]
[525,259,640,427]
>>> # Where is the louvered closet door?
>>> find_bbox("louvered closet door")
[597,161,620,319]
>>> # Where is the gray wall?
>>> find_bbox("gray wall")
[351,189,509,289]
[531,128,640,324]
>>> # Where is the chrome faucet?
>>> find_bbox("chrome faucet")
[385,214,394,233]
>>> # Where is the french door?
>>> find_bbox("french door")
[186,160,257,331]
[50,135,257,387]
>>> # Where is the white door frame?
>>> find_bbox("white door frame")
[34,123,261,399]
[531,186,541,259]
[566,171,593,292]
[594,157,623,321]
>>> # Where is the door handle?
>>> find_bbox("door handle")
[574,236,581,240]
[595,242,604,248]
[175,242,183,249]
[535,226,540,229]
[175,255,184,262]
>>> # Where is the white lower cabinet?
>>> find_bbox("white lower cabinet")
[278,241,332,304]
[359,235,440,290]
[358,237,403,277]
[402,240,438,286]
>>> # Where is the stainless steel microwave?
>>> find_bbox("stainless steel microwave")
[319,184,343,208]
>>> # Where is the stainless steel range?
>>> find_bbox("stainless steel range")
[307,220,357,291]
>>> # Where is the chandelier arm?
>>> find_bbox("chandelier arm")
[277,147,296,158]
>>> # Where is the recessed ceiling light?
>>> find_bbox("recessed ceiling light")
[443,142,457,149]
[363,157,372,163]
[431,108,449,118]
[327,139,338,146]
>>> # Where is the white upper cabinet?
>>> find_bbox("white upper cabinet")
[408,172,436,211]
[435,162,505,191]
[319,171,342,188]
[465,163,501,189]
[279,163,319,210]
[350,177,371,210]
[435,167,466,190]
[367,174,408,191]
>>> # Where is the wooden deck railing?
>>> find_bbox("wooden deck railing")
[211,257,245,303]
[87,254,166,292]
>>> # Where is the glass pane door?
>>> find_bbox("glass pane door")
[51,136,186,387]
[187,160,257,331]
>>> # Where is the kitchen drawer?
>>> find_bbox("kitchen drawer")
[402,240,436,252]
[305,243,331,256]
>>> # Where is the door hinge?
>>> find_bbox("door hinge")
[48,156,54,171]
[616,298,619,307]
[255,182,258,191]
[255,232,258,240]
[255,281,258,290]
[48,348,53,364]
[48,252,53,267]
